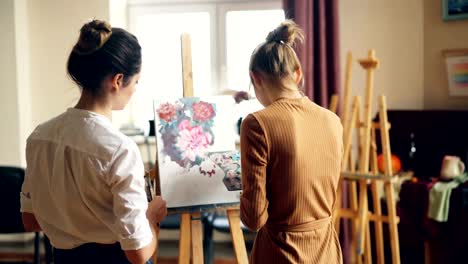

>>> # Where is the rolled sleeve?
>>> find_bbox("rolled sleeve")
[108,140,153,250]
[119,225,153,251]
[240,114,269,231]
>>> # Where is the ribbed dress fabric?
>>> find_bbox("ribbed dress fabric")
[240,97,343,264]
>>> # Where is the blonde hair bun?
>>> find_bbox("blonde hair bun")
[74,19,112,55]
[266,19,304,46]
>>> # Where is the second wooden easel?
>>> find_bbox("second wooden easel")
[332,50,400,264]
[149,34,249,264]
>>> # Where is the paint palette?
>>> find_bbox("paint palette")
[207,151,241,191]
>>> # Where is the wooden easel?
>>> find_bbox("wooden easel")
[332,50,400,264]
[149,34,249,264]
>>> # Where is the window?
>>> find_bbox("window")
[122,0,284,131]
[225,9,286,90]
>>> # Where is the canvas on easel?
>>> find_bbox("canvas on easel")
[148,33,248,264]
[154,96,242,208]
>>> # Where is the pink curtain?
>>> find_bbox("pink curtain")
[282,0,341,108]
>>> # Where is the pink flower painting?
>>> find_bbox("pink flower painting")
[192,101,215,122]
[157,103,177,122]
[155,98,217,168]
[154,97,241,209]
[176,120,212,161]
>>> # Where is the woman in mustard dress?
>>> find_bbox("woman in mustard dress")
[240,20,343,264]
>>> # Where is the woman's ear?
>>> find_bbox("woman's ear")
[250,71,262,88]
[294,68,303,85]
[110,73,124,93]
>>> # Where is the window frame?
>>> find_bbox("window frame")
[122,0,282,130]
[128,0,282,92]
[217,1,283,90]
[128,3,217,94]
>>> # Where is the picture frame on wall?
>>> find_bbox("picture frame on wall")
[443,49,468,96]
[443,0,468,21]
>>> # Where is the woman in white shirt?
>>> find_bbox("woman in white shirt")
[20,19,167,264]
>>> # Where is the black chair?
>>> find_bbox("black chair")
[0,166,52,264]
[159,214,182,230]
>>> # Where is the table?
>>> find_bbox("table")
[398,180,468,264]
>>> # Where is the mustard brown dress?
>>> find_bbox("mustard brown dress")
[240,97,343,264]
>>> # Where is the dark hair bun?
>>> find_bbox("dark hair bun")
[67,21,141,96]
[266,20,304,46]
[74,20,112,55]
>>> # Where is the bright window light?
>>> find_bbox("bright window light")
[226,9,285,91]
[131,12,211,126]
[123,2,283,131]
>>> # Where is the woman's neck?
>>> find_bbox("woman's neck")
[265,86,303,105]
[75,91,112,119]
[273,90,303,101]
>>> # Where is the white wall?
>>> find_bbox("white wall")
[28,0,111,127]
[424,0,468,109]
[15,0,33,167]
[0,0,111,166]
[0,0,22,166]
[340,0,424,112]
[110,0,129,28]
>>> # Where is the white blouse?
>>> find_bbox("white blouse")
[20,108,153,250]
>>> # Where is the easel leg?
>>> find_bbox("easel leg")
[351,97,362,264]
[356,50,378,261]
[356,179,369,257]
[349,152,360,264]
[364,218,372,264]
[378,95,400,264]
[227,210,249,264]
[384,182,400,264]
[335,97,360,236]
[178,33,201,264]
[371,129,385,264]
[370,181,385,264]
[191,213,204,264]
[179,213,191,264]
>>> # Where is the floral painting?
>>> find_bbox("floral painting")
[156,99,216,167]
[154,96,240,208]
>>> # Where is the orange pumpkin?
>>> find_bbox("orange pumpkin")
[377,154,402,173]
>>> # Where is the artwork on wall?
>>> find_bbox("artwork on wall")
[443,0,468,21]
[154,96,242,208]
[444,49,468,96]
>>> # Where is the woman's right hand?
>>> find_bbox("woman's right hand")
[146,196,167,226]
